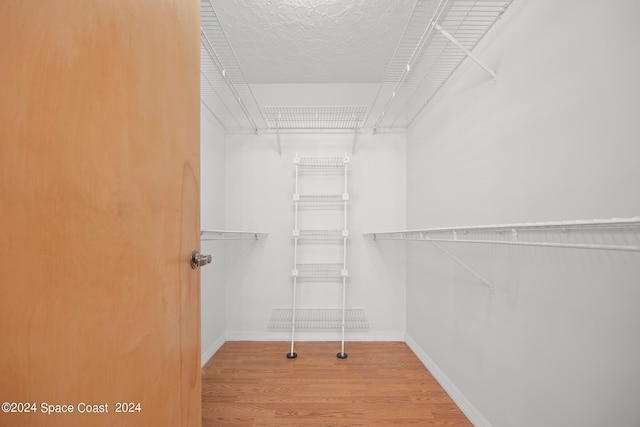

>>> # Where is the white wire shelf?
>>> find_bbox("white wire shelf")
[201,230,268,241]
[294,156,349,168]
[263,106,367,130]
[293,263,347,278]
[365,0,514,130]
[364,218,640,252]
[294,194,349,205]
[201,0,513,132]
[294,229,348,240]
[268,309,369,330]
[200,0,266,131]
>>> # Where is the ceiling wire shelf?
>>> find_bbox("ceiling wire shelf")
[201,230,268,240]
[365,0,514,130]
[268,309,369,330]
[200,0,266,131]
[263,106,367,130]
[201,0,514,133]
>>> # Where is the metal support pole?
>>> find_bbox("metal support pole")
[287,276,298,359]
[351,130,358,155]
[287,158,300,359]
[338,275,347,359]
[294,159,299,196]
[276,128,282,157]
[337,156,349,359]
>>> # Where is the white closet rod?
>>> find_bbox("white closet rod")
[364,218,640,252]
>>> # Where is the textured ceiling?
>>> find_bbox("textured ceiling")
[211,0,416,84]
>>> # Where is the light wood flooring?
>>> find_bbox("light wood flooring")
[202,341,472,426]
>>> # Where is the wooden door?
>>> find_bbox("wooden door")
[0,1,201,426]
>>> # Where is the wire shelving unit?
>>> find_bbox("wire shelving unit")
[277,153,366,359]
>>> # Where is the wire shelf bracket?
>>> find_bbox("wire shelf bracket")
[431,241,494,292]
[431,21,497,81]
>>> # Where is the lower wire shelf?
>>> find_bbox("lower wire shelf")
[268,308,369,330]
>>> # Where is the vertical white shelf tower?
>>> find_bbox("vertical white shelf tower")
[288,153,352,359]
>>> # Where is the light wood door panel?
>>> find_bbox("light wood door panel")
[0,1,201,426]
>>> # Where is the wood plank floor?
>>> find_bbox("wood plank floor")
[202,341,472,426]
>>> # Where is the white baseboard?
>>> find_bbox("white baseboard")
[201,335,226,367]
[405,334,491,427]
[225,331,405,342]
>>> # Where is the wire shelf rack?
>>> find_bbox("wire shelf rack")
[201,230,268,240]
[268,309,369,330]
[364,218,640,252]
[263,106,368,130]
[295,194,348,208]
[296,194,347,202]
[295,229,346,240]
[295,156,350,175]
[293,263,346,278]
[364,0,513,130]
[295,156,349,168]
[200,0,267,131]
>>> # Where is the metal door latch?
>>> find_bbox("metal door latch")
[190,249,212,269]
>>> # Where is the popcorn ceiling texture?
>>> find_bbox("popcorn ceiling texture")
[211,0,416,84]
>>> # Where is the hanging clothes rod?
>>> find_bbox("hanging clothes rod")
[200,230,268,240]
[364,218,640,252]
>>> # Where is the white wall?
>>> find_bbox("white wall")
[224,125,406,341]
[200,106,227,366]
[404,1,640,426]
